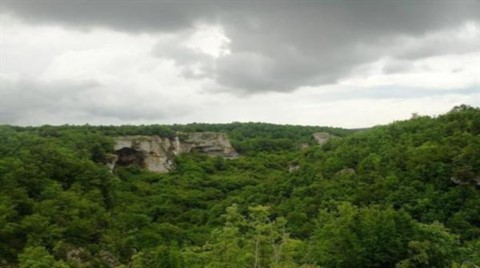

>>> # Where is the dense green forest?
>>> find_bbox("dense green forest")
[1,105,479,267]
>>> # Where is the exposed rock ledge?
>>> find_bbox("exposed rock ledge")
[107,132,238,173]
[312,132,332,145]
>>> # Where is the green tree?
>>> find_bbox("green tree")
[18,246,67,268]
[397,222,459,268]
[312,202,414,267]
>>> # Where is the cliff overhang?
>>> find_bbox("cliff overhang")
[107,132,238,172]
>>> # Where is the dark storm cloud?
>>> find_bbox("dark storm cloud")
[3,0,479,93]
[1,1,214,32]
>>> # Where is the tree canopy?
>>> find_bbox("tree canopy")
[1,106,479,267]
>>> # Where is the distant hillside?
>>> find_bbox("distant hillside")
[0,105,479,267]
[5,122,350,155]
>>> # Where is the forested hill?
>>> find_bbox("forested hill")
[3,122,349,156]
[1,105,479,267]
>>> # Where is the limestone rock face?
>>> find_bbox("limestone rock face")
[179,132,238,157]
[110,132,238,172]
[313,132,332,145]
[112,135,176,172]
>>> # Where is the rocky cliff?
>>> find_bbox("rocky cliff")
[107,132,238,172]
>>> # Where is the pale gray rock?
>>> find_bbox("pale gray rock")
[110,132,238,172]
[450,176,480,186]
[288,164,300,173]
[312,132,332,145]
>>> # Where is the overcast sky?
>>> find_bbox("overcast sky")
[1,0,479,128]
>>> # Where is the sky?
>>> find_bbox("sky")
[1,0,479,128]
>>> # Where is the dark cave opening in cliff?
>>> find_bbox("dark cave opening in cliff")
[115,147,146,168]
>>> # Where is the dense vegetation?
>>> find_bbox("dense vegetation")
[1,105,479,267]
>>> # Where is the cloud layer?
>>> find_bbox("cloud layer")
[1,1,479,126]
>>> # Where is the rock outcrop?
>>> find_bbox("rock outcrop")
[337,168,356,176]
[108,132,238,172]
[288,161,300,173]
[178,132,238,156]
[312,132,332,145]
[112,135,177,172]
[450,176,480,186]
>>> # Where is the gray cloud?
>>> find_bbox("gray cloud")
[0,77,98,123]
[382,58,412,74]
[2,0,479,94]
[317,86,479,102]
[1,1,213,32]
[0,77,192,125]
[4,1,477,35]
